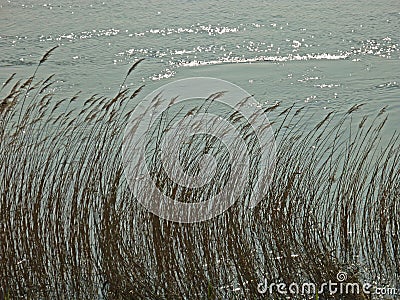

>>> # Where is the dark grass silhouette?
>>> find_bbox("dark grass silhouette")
[0,49,399,299]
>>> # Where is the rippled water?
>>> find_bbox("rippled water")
[1,0,399,129]
[1,2,400,298]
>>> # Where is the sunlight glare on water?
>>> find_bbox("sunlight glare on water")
[0,0,399,133]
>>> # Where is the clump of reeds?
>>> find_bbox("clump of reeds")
[0,48,399,299]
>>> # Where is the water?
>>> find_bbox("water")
[0,0,399,125]
[1,1,400,297]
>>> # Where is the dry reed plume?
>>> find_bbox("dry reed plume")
[0,49,399,299]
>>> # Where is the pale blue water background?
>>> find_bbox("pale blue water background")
[1,0,399,131]
[1,1,400,294]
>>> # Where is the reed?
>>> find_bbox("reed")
[0,50,398,299]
